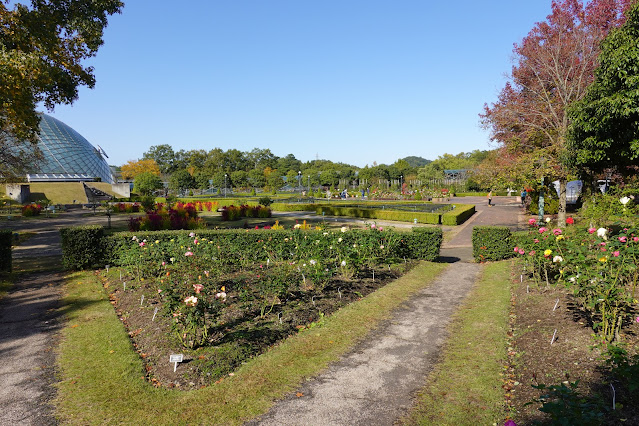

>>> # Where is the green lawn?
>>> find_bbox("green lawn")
[55,261,448,425]
[402,261,513,425]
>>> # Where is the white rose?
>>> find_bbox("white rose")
[553,255,563,263]
[597,228,608,239]
[620,196,631,205]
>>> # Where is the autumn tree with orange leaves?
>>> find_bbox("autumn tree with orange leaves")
[481,0,631,225]
[120,159,161,180]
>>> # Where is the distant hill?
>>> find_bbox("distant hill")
[400,156,431,168]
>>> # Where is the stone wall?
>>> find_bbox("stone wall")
[5,184,30,203]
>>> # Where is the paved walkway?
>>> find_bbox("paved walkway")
[250,197,524,425]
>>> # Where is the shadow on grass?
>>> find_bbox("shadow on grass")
[0,267,101,359]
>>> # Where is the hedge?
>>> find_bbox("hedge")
[472,226,513,262]
[441,204,476,226]
[316,206,442,224]
[60,225,105,270]
[404,227,443,261]
[0,229,11,273]
[63,227,443,270]
[270,203,319,212]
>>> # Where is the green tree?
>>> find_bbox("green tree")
[133,172,163,196]
[480,0,629,225]
[230,170,248,188]
[169,169,196,193]
[248,168,266,188]
[143,144,176,174]
[0,0,123,179]
[569,2,639,177]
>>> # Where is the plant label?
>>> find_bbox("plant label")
[140,295,145,306]
[152,307,159,322]
[170,354,183,372]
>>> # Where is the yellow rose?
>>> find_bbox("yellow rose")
[544,249,552,256]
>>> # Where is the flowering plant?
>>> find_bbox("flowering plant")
[515,224,639,342]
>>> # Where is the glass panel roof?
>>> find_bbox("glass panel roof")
[29,114,114,183]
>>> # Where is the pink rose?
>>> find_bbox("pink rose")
[528,218,537,226]
[518,248,525,255]
[588,227,596,234]
[619,236,627,243]
[553,228,562,236]
[539,227,547,234]
[613,251,620,257]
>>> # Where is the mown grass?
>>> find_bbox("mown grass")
[0,274,12,300]
[54,261,448,425]
[402,261,513,425]
[26,182,88,204]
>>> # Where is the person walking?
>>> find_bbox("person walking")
[487,190,493,206]
[520,188,527,207]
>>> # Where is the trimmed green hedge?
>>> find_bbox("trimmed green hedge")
[317,206,442,224]
[441,204,476,226]
[63,226,443,270]
[0,229,11,273]
[404,227,443,261]
[270,203,319,212]
[472,226,513,262]
[60,225,105,270]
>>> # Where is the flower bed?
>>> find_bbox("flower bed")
[128,202,205,231]
[220,204,271,220]
[21,203,43,216]
[94,225,438,389]
[513,219,639,343]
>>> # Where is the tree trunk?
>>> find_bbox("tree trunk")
[558,178,567,227]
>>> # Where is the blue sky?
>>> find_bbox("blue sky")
[47,1,553,168]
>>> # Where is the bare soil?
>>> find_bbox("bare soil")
[508,275,639,425]
[101,263,414,391]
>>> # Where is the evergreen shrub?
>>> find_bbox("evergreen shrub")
[472,226,513,262]
[60,225,105,270]
[402,227,443,261]
[441,204,476,225]
[0,229,11,272]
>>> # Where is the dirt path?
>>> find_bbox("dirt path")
[0,210,129,426]
[249,197,524,425]
[248,263,480,426]
[0,271,64,426]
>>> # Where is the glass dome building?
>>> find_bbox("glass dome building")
[26,114,114,184]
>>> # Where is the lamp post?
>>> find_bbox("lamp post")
[298,171,301,189]
[537,158,545,225]
[224,174,228,198]
[400,175,403,194]
[307,175,310,194]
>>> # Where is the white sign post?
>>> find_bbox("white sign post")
[169,354,183,372]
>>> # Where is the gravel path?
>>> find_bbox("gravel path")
[248,263,480,426]
[0,210,129,426]
[249,197,524,425]
[0,272,64,426]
